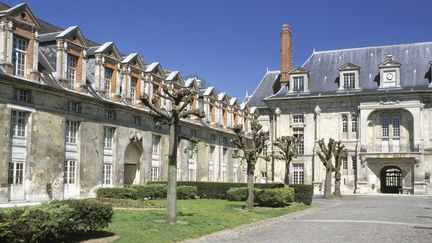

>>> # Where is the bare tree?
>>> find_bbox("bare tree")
[231,120,269,210]
[273,136,300,185]
[316,138,336,199]
[332,140,347,197]
[141,84,205,223]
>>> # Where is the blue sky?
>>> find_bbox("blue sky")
[7,0,432,100]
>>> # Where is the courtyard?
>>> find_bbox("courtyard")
[186,195,432,243]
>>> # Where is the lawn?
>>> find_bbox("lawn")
[107,199,308,242]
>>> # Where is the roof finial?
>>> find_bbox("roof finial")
[386,54,394,60]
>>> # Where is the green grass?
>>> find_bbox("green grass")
[108,199,308,242]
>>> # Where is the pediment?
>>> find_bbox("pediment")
[289,66,309,74]
[96,42,122,61]
[338,62,360,71]
[2,3,41,30]
[379,57,401,68]
[122,53,145,70]
[56,26,88,47]
[166,71,183,85]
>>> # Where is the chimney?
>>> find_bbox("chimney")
[280,24,292,87]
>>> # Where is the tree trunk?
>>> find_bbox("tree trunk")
[323,164,332,199]
[167,122,178,223]
[246,164,255,210]
[333,170,341,197]
[284,162,290,185]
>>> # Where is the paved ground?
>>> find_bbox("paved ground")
[185,195,432,243]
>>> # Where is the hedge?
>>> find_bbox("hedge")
[97,185,197,200]
[255,187,294,207]
[288,184,313,206]
[149,181,284,199]
[0,200,113,243]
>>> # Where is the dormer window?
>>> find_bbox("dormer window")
[378,55,401,89]
[343,73,355,89]
[12,36,27,77]
[104,68,113,97]
[130,76,137,101]
[293,76,304,92]
[66,55,78,89]
[338,62,360,91]
[288,67,309,93]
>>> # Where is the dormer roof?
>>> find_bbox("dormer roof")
[379,55,402,68]
[56,26,89,47]
[0,3,41,30]
[203,86,217,98]
[289,66,309,74]
[184,77,200,91]
[230,97,239,107]
[338,62,360,71]
[121,53,145,70]
[166,71,184,85]
[95,41,122,59]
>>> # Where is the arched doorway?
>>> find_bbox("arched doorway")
[124,143,141,185]
[380,165,402,193]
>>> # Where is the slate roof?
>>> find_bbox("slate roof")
[266,42,432,101]
[247,70,280,108]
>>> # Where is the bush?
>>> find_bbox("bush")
[227,187,248,201]
[96,187,137,199]
[289,184,313,205]
[149,181,284,199]
[132,184,167,199]
[255,187,294,207]
[177,186,198,199]
[0,200,113,243]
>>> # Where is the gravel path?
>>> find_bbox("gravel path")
[184,195,432,243]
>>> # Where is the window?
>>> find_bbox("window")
[382,115,389,137]
[188,169,195,181]
[150,167,159,181]
[342,157,348,170]
[131,116,141,126]
[208,145,215,180]
[11,110,27,137]
[152,135,161,155]
[262,144,267,156]
[293,128,304,154]
[293,164,304,184]
[64,160,76,184]
[352,156,357,171]
[102,163,112,185]
[67,101,80,112]
[351,115,357,133]
[343,73,355,89]
[223,148,228,163]
[261,172,267,179]
[293,114,304,123]
[12,36,27,77]
[233,167,238,182]
[393,114,400,137]
[104,68,113,96]
[130,76,137,101]
[8,162,24,185]
[105,109,115,120]
[66,120,79,144]
[342,115,348,133]
[293,76,304,92]
[14,88,30,102]
[66,55,78,89]
[103,127,115,149]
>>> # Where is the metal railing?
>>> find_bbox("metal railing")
[361,143,419,153]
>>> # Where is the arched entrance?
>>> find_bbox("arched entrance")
[124,143,141,185]
[380,165,402,193]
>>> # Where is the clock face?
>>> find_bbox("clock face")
[386,72,394,81]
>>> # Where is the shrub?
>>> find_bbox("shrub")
[177,186,198,199]
[227,187,248,201]
[289,184,313,205]
[96,187,137,199]
[133,184,167,199]
[255,187,294,207]
[0,200,113,243]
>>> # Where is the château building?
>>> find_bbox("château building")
[249,24,432,194]
[0,2,257,203]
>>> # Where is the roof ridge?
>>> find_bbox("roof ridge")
[313,41,432,55]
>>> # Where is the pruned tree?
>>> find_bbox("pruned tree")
[141,83,205,223]
[231,120,269,210]
[332,141,347,197]
[316,138,336,199]
[273,136,300,185]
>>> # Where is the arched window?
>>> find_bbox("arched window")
[393,114,400,137]
[382,114,389,137]
[342,115,348,133]
[351,115,357,133]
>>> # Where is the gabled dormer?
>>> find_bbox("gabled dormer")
[240,102,249,133]
[165,71,184,87]
[217,92,229,128]
[378,55,401,89]
[184,77,200,110]
[229,97,240,128]
[0,3,41,81]
[89,41,122,99]
[288,66,309,93]
[144,62,166,101]
[121,53,145,105]
[202,87,217,124]
[54,26,88,91]
[337,62,361,91]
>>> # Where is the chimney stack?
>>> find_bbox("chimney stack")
[280,24,292,87]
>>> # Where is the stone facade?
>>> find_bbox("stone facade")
[0,3,254,203]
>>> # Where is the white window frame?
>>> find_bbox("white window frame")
[11,110,27,137]
[150,167,159,181]
[293,114,304,124]
[342,115,348,133]
[64,160,76,184]
[343,72,355,90]
[293,128,304,155]
[293,163,304,184]
[293,76,304,92]
[8,162,24,185]
[351,115,357,133]
[382,114,389,137]
[392,114,400,137]
[130,76,137,103]
[103,127,115,149]
[102,163,112,185]
[66,55,78,89]
[12,36,27,77]
[104,68,113,97]
[14,88,30,102]
[67,101,80,112]
[66,120,79,144]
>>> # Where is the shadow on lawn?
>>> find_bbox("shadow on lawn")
[65,231,117,242]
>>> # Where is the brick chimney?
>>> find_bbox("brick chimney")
[280,24,292,87]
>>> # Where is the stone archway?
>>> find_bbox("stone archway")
[124,143,142,185]
[380,165,402,193]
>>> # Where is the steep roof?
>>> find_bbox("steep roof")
[247,70,280,108]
